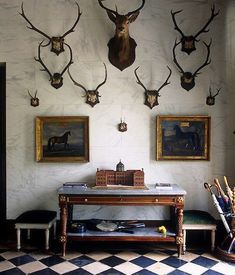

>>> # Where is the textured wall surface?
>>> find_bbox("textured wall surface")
[3,0,234,219]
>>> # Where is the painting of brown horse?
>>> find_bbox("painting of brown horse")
[48,131,71,151]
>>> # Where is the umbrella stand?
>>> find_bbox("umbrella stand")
[204,182,235,262]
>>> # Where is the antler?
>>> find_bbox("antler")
[171,10,185,38]
[193,40,211,76]
[213,88,221,97]
[34,41,52,79]
[61,2,82,38]
[95,63,107,91]
[60,43,73,76]
[172,39,184,74]
[194,5,220,39]
[19,3,51,42]
[98,0,145,16]
[157,66,172,92]
[28,90,37,99]
[98,0,118,15]
[134,67,148,91]
[126,0,145,17]
[67,67,88,93]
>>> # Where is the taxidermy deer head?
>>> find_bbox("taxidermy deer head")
[173,39,211,91]
[171,5,219,55]
[206,87,221,106]
[68,63,107,107]
[19,2,81,55]
[28,90,39,107]
[134,66,172,109]
[98,0,145,71]
[35,41,73,89]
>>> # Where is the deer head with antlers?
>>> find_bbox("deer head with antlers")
[68,63,107,107]
[35,41,73,89]
[19,2,81,55]
[171,5,219,55]
[173,39,211,91]
[134,66,172,109]
[28,90,39,107]
[98,0,145,71]
[206,87,221,106]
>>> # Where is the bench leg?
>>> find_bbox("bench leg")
[16,229,21,251]
[183,229,186,254]
[211,229,216,251]
[53,221,56,240]
[27,229,31,240]
[45,229,49,250]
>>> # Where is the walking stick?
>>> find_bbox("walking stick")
[224,176,233,202]
[204,182,233,238]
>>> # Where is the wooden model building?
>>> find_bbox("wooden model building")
[95,168,146,189]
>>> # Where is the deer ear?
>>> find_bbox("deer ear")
[107,11,116,23]
[128,11,140,23]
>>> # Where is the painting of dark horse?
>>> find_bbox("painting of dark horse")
[47,131,71,151]
[156,116,210,160]
[173,125,200,151]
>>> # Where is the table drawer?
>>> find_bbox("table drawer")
[67,196,178,205]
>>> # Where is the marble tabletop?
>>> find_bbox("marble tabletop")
[58,183,186,196]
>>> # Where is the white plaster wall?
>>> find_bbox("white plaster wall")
[3,0,234,220]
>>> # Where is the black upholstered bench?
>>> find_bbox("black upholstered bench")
[183,210,217,253]
[15,210,57,250]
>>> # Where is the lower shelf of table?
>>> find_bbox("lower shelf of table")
[67,226,176,242]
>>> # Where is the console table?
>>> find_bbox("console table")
[58,184,186,257]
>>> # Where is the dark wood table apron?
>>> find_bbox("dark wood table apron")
[58,185,186,257]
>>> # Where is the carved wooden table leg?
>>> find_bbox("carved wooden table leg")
[59,195,68,257]
[175,195,184,258]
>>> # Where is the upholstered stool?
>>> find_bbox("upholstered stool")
[183,210,217,253]
[15,210,57,250]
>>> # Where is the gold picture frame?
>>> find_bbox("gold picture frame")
[156,115,210,160]
[35,116,89,162]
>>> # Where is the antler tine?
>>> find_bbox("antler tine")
[28,90,33,98]
[67,67,88,93]
[126,0,145,17]
[171,10,185,37]
[193,40,211,76]
[157,66,172,92]
[134,67,148,91]
[61,43,74,76]
[209,86,212,96]
[95,63,107,91]
[35,90,38,98]
[61,2,82,38]
[172,39,184,74]
[19,2,51,41]
[98,0,118,15]
[214,88,221,97]
[194,5,220,39]
[34,41,52,78]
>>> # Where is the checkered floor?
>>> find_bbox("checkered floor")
[0,242,235,275]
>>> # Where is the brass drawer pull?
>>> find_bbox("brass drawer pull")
[155,198,159,202]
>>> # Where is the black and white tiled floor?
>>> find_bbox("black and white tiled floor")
[0,243,235,275]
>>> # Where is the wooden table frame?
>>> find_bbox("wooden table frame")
[58,187,185,257]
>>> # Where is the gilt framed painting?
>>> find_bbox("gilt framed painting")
[35,116,89,162]
[156,116,210,160]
